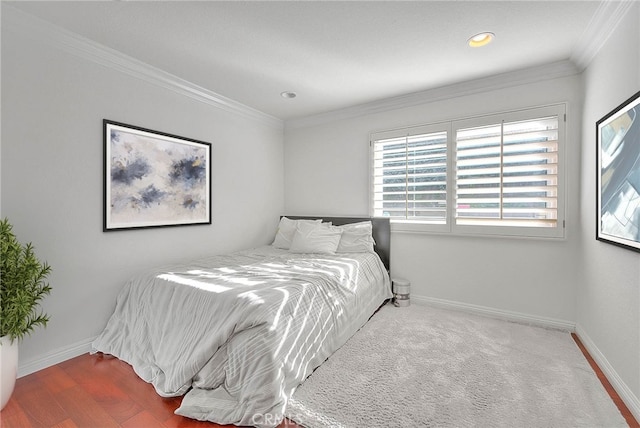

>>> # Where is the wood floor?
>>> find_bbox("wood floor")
[572,334,639,428]
[0,353,299,428]
[1,338,638,428]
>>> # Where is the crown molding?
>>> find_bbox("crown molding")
[286,1,638,131]
[286,60,579,130]
[2,5,283,130]
[570,0,637,71]
[6,1,634,133]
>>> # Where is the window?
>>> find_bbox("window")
[371,124,449,226]
[370,104,565,238]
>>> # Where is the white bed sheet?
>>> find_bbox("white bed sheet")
[91,246,391,427]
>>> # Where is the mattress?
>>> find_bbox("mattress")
[91,245,391,427]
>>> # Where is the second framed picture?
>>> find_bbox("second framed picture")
[104,120,212,231]
[596,90,640,252]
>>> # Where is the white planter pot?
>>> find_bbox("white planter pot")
[0,335,18,410]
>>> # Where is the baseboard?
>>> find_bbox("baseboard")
[410,294,576,332]
[18,336,97,378]
[575,324,640,423]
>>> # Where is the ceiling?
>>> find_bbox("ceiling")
[5,1,606,122]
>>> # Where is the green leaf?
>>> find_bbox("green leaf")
[0,218,52,342]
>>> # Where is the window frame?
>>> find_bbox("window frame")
[370,121,453,234]
[369,103,567,239]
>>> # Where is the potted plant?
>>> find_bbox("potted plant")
[0,218,52,410]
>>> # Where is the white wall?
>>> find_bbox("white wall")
[285,75,583,326]
[578,3,640,417]
[2,3,638,418]
[285,4,640,417]
[1,11,284,374]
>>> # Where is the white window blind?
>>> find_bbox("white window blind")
[370,104,565,239]
[455,115,560,229]
[371,127,448,223]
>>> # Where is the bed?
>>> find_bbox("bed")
[91,216,392,427]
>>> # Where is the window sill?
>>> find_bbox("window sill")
[389,220,566,240]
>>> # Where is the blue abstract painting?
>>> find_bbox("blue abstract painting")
[104,120,211,230]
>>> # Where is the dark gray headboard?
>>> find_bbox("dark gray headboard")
[284,216,390,272]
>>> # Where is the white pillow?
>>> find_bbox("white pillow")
[336,221,375,253]
[272,217,321,250]
[289,222,343,254]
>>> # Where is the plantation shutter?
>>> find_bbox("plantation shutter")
[455,113,560,228]
[371,126,448,223]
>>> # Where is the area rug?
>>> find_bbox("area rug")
[287,304,627,428]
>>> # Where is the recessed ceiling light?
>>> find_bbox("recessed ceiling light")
[281,91,297,99]
[467,32,495,48]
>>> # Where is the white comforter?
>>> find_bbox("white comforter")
[92,246,391,427]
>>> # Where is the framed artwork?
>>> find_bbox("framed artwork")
[104,120,212,231]
[596,90,640,252]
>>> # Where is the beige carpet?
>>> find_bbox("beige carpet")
[287,304,627,428]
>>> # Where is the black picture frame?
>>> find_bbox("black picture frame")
[596,90,640,252]
[104,120,212,231]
